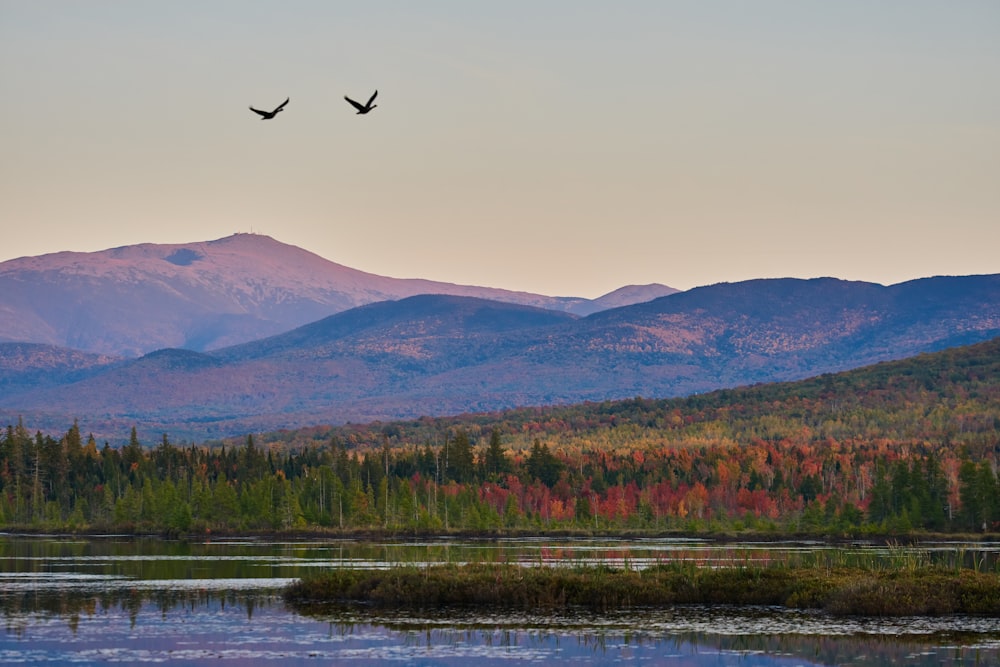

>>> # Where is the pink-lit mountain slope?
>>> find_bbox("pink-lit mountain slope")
[570,284,680,316]
[4,275,998,442]
[0,234,675,356]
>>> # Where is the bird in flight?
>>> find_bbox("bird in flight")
[249,97,290,120]
[345,90,378,114]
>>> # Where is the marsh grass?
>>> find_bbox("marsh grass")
[283,560,1000,617]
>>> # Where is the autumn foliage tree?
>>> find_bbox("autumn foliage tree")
[1,337,998,535]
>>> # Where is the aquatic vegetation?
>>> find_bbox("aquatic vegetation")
[5,535,1000,666]
[284,562,1000,617]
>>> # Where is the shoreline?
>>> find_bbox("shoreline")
[3,525,998,544]
[2,531,997,617]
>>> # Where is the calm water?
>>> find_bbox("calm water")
[2,534,999,665]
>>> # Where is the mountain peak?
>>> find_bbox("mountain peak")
[593,283,679,307]
[0,234,675,356]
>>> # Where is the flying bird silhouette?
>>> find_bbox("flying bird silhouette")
[345,90,378,114]
[249,97,289,120]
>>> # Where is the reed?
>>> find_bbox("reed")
[283,561,1000,617]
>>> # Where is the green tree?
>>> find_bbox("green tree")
[114,484,141,525]
[483,429,509,478]
[212,473,241,528]
[277,478,305,529]
[446,431,475,483]
[240,434,269,482]
[123,427,144,475]
[526,440,563,487]
[504,493,521,528]
[575,495,592,523]
[139,477,155,524]
[867,462,892,525]
[958,460,998,532]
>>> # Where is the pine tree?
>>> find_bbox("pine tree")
[484,429,508,478]
[867,462,892,525]
[446,430,475,483]
[526,440,563,487]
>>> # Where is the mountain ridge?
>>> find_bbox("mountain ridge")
[236,335,1000,451]
[3,274,998,442]
[0,234,677,356]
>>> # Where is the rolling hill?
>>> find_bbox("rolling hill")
[2,274,998,442]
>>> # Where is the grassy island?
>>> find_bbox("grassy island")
[284,562,1000,617]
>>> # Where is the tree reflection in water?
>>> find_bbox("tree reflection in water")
[3,535,1000,666]
[2,591,1000,666]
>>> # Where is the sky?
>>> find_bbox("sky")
[1,2,998,298]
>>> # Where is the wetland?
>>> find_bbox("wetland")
[3,534,1000,665]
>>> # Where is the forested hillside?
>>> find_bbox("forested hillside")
[5,275,998,441]
[2,338,998,535]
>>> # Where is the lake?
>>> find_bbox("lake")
[2,534,999,665]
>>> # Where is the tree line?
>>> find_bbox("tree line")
[0,419,996,535]
[2,337,998,535]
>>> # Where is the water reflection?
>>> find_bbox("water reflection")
[2,535,1000,665]
[3,591,999,666]
[3,534,998,571]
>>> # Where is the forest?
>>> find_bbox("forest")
[1,337,998,536]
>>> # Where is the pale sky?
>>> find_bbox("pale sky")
[2,2,998,298]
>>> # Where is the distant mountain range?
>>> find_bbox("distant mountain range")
[0,233,677,356]
[1,261,997,441]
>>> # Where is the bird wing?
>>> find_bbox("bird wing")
[274,97,290,112]
[366,90,378,106]
[249,106,269,117]
[344,95,365,112]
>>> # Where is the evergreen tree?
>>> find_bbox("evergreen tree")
[240,434,268,482]
[446,430,475,483]
[526,440,563,487]
[867,462,892,525]
[123,427,144,476]
[484,429,508,478]
[957,460,997,532]
[212,472,241,528]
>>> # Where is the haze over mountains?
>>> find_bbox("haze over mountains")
[0,234,997,442]
[0,234,676,356]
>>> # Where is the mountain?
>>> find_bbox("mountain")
[0,343,122,396]
[253,335,1000,451]
[3,275,998,442]
[0,234,676,356]
[564,284,679,316]
[564,275,1000,386]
